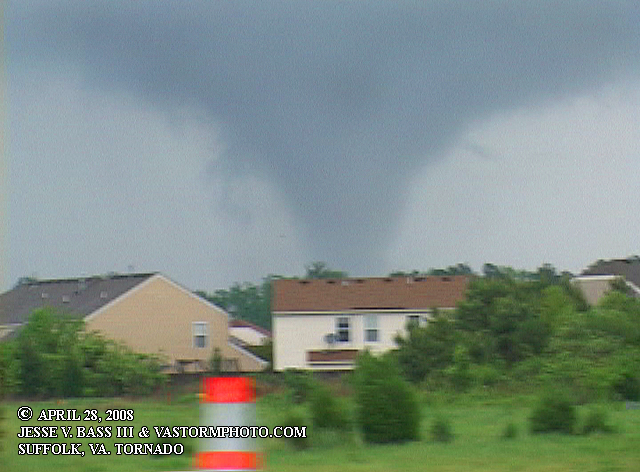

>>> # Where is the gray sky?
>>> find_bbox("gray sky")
[5,1,640,291]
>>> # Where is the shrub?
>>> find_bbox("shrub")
[353,351,420,444]
[612,372,640,401]
[581,408,614,435]
[282,369,314,404]
[208,348,223,374]
[501,422,518,439]
[281,410,309,450]
[9,309,166,398]
[430,417,454,443]
[529,392,576,434]
[310,382,350,431]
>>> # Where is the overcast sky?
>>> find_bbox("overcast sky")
[5,1,640,292]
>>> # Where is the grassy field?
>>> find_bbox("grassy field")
[2,391,639,472]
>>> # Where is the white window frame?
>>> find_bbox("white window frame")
[335,316,350,343]
[364,315,379,343]
[192,322,209,348]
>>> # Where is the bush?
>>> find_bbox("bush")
[310,382,350,431]
[9,310,166,398]
[612,372,640,401]
[353,352,420,444]
[282,369,314,404]
[581,408,614,435]
[281,410,309,450]
[501,422,518,440]
[529,392,576,434]
[430,417,454,443]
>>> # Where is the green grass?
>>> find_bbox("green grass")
[2,392,639,472]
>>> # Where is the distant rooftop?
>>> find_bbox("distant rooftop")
[581,257,640,288]
[0,273,156,326]
[272,275,470,313]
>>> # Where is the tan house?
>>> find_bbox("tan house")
[272,275,470,371]
[0,273,267,373]
[572,257,640,305]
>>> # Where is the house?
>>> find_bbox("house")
[272,275,470,371]
[572,257,640,305]
[0,273,267,373]
[229,319,271,347]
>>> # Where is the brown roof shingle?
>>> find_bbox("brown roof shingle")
[272,275,470,312]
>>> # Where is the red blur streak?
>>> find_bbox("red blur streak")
[202,377,256,403]
[195,451,263,470]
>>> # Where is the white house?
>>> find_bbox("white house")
[272,275,470,371]
[229,319,272,347]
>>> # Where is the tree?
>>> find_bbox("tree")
[304,261,348,279]
[395,311,457,382]
[198,276,277,330]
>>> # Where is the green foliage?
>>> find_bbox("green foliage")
[310,382,350,431]
[10,309,165,398]
[529,392,576,434]
[473,363,503,387]
[430,417,454,443]
[455,276,552,366]
[281,409,310,450]
[304,261,348,279]
[242,340,273,368]
[612,371,640,401]
[501,422,518,439]
[390,264,474,277]
[208,348,223,374]
[580,407,614,435]
[395,312,457,383]
[198,277,275,330]
[446,345,472,392]
[282,369,314,404]
[353,352,420,444]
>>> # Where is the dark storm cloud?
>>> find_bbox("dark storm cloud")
[9,1,640,274]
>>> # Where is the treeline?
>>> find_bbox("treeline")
[394,268,640,402]
[198,261,575,331]
[196,261,348,330]
[0,309,165,398]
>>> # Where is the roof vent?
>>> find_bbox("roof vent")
[100,291,108,299]
[41,292,49,299]
[62,295,70,303]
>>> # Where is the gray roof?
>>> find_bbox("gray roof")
[0,273,156,326]
[581,257,640,288]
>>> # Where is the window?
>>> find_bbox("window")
[335,317,350,343]
[192,322,208,348]
[364,315,378,342]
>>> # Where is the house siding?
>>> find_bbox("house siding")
[273,310,431,371]
[85,275,265,372]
